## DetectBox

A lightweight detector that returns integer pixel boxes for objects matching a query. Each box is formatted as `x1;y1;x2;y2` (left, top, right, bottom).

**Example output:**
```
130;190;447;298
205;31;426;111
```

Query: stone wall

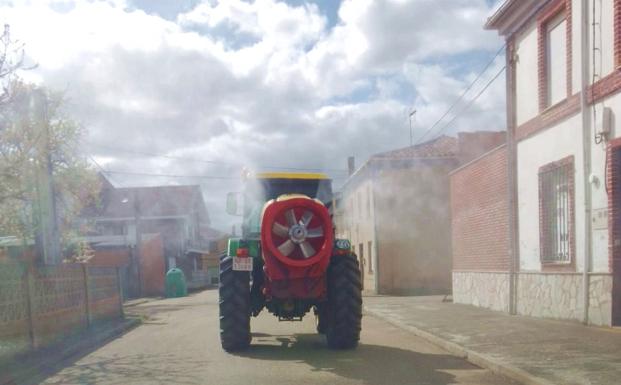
516;273;612;326
452;271;510;312
453;271;613;326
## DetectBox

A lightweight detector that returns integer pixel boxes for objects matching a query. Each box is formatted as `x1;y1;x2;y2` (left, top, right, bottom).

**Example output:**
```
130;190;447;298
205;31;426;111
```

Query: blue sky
2;0;506;230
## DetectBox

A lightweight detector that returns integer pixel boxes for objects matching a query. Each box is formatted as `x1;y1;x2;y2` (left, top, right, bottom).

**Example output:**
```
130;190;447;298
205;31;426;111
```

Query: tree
0;24;30;106
0;25;100;262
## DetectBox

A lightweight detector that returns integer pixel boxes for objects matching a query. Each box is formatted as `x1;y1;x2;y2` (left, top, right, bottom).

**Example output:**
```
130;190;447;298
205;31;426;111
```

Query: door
609;142;621;326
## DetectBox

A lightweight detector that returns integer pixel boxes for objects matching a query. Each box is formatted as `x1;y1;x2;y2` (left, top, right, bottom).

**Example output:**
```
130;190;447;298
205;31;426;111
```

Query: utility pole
409;109;417;147
33;89;61;265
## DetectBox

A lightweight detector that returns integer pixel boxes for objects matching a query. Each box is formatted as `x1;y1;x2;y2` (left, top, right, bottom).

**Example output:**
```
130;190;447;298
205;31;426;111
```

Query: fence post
82;264;91;328
23;265;38;350
116;267;124;319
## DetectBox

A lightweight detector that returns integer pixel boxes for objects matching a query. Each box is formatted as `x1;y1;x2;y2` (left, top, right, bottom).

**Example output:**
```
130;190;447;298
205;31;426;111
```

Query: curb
363;306;556;385
0;317;141;385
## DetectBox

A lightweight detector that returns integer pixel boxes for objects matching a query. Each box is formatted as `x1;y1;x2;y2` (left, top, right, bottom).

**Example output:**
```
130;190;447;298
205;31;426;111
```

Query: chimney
347;156;355;176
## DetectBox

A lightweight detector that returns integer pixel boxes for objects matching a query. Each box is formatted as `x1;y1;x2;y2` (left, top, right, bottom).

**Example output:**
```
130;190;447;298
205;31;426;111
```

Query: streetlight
409;109;417;147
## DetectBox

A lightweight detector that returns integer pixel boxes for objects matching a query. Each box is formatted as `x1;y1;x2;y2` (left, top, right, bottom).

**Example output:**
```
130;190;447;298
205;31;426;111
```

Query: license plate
233;257;253;271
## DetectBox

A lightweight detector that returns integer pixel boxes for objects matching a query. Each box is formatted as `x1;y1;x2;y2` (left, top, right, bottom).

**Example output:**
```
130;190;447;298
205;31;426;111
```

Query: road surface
39;290;519;385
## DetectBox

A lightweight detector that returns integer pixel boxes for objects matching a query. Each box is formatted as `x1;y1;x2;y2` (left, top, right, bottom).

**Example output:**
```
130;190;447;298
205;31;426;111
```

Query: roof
96;184;209;223
485;0;543;36
371;135;458;160
340;135;460;192
253;172;329;180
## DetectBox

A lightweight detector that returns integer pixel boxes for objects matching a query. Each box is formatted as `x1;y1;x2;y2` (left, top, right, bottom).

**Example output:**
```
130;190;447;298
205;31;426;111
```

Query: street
38;290;519;385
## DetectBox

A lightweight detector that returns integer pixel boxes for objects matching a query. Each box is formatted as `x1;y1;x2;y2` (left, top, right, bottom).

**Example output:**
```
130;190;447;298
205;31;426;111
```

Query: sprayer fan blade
300;211;313;226
306;226;324;238
273;222;289;237
300;241;316;259
278;239;295;257
285;209;297;227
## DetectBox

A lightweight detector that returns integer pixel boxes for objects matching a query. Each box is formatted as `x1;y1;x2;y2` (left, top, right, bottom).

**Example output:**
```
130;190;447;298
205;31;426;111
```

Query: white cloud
2;0;506;230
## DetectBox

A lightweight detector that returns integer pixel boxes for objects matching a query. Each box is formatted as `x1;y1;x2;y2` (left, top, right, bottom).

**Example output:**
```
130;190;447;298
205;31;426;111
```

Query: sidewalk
364;296;621;385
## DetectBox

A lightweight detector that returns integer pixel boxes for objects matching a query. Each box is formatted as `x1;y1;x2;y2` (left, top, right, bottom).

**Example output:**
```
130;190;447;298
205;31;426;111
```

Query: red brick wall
616;0;621;69
457;131;506;165
90;248;130;267
451;145;510;271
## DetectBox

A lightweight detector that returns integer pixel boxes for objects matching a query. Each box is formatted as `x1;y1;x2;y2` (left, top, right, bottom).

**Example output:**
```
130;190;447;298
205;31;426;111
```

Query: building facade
339;133;504;295
456;0;621;326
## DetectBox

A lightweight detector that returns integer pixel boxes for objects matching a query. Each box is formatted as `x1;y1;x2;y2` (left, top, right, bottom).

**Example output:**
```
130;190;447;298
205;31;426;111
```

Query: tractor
220;172;362;351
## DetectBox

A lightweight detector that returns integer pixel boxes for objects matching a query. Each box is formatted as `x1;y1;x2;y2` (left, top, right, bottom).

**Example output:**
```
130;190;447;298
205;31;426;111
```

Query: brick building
451;145;510;311
453;0;621;326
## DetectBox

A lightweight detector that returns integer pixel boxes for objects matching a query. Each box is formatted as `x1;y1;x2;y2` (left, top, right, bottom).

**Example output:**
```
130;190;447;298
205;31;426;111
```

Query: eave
485;0;544;37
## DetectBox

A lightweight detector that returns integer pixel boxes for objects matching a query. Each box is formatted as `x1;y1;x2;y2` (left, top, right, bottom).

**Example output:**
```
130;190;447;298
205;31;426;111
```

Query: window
367;241;373;273
539;157;574;264
545;12;568;107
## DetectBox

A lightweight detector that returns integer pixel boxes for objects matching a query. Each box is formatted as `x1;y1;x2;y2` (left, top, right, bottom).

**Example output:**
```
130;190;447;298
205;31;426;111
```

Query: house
339;132;504;295
82;174;216;293
454;0;621;326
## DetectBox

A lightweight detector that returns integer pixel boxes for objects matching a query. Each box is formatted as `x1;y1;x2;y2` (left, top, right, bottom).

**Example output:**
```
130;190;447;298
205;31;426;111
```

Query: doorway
608;141;621;326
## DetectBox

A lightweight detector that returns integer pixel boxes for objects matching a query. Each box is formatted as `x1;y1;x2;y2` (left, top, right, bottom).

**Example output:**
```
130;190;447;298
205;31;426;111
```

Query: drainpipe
506;40;518;315
580;0;592;325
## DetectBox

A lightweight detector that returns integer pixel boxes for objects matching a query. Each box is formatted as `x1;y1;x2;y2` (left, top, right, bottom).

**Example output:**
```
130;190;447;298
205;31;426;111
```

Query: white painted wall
342;178;377;292
516;0;619;274
570;0;615;93
517;113;585;272
590;92;621;272
517;91;621;274
516;21;539;126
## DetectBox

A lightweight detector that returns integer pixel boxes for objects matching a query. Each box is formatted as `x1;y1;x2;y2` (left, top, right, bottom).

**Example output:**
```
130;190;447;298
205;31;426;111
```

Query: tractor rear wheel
219;256;251;351
326;254;362;349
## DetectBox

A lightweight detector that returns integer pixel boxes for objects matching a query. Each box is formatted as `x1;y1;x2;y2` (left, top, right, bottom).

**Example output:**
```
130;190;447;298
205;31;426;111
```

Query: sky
1;0;506;232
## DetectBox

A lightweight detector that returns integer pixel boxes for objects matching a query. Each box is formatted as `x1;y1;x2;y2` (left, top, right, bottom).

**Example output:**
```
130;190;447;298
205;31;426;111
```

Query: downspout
506;40;518;315
580;0;592;324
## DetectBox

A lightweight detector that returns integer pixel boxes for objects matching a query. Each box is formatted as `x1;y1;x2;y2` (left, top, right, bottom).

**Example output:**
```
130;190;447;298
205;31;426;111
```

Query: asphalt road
39;290;520;385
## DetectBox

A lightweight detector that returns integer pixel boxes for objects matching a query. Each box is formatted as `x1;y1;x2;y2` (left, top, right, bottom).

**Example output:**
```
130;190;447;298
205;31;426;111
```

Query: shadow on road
38;352;208;385
236;333;479;385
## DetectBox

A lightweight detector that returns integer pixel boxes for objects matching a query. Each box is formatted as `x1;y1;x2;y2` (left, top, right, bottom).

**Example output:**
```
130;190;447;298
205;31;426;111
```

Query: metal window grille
540;162;572;263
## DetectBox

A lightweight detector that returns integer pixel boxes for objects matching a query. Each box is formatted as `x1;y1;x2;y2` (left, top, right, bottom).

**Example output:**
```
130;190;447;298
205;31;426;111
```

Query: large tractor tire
219;256;251;351
326;254;362;349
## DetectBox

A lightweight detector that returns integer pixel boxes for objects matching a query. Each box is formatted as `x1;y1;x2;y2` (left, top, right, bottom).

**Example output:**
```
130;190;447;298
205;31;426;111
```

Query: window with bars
539;157;574;264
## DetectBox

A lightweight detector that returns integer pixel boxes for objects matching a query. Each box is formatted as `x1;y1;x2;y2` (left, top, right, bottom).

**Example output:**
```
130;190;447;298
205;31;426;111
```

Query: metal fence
0;261;123;360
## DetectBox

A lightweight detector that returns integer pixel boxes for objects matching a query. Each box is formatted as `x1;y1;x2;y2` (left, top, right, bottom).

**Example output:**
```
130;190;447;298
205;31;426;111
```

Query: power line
414;44;506;145
85;142;349;173
99;169;237;180
428;65;506;140
87;154;123;187
94;168;347;181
